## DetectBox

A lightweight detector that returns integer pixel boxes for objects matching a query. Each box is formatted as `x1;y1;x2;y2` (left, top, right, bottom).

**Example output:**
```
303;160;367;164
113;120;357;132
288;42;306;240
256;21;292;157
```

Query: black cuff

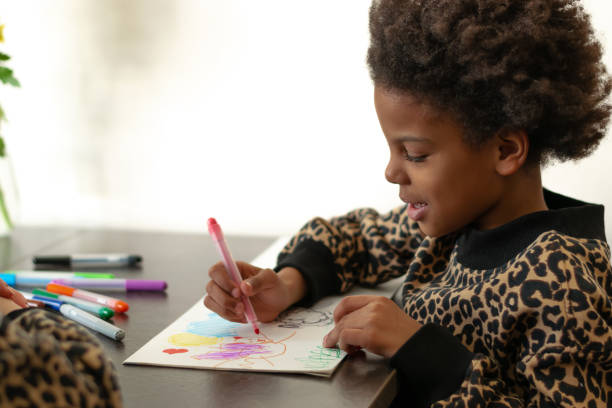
390;323;474;407
275;239;342;307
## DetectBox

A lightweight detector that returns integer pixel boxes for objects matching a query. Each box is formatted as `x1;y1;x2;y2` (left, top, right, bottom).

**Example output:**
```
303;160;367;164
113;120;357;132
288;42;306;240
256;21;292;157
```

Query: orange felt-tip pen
46;282;129;313
207;218;260;335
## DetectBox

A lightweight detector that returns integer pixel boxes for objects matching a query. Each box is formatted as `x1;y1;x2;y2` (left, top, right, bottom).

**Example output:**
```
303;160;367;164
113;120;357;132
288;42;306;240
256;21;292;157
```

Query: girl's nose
385;157;410;185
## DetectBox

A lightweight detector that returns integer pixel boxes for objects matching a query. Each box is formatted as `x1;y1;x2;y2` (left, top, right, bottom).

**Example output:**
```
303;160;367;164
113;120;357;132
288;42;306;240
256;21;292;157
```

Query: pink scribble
193;342;271;360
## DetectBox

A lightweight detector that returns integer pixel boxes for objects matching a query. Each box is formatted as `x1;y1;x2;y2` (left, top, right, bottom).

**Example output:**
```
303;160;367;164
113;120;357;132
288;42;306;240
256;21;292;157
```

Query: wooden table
3;227;397;408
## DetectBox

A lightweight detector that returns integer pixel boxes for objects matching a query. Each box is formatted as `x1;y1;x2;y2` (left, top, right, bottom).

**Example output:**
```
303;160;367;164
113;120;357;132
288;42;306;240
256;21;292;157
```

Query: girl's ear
494;129;529;176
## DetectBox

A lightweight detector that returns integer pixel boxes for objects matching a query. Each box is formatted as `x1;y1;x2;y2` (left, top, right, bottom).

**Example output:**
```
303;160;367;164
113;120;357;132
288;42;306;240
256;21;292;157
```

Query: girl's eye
402;148;428;162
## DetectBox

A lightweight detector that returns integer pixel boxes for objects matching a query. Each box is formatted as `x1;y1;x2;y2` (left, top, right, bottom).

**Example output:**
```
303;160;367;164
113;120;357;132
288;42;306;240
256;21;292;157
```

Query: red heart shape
163;348;188;355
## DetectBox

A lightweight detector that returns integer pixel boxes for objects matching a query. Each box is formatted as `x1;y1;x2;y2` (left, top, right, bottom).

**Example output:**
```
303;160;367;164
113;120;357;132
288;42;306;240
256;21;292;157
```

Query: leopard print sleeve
431;239;611;408
276;205;424;306
0;308;123;408
434;294;611;408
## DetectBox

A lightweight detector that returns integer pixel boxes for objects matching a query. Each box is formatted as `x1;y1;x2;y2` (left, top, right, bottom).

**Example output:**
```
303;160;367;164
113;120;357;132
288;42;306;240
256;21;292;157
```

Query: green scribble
295;346;343;370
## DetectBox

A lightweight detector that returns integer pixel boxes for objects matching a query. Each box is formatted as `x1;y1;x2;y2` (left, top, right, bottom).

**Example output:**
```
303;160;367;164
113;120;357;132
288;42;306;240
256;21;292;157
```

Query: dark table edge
369;369;397;408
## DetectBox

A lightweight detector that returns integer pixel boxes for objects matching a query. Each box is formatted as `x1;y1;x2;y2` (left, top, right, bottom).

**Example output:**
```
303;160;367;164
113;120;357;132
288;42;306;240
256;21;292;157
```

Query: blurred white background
0;0;611;238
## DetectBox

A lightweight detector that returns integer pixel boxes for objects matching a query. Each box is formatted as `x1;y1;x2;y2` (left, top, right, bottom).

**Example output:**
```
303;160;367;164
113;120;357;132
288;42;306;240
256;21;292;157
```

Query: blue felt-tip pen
31;295;125;341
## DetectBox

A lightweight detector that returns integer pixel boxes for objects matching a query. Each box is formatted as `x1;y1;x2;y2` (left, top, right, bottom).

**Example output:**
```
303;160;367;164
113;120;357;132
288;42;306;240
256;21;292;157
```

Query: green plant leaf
0;184;13;228
0;66;12;76
6;76;19;87
0;66;13;82
0;66;20;87
0;104;4;122
0;52;9;61
0;137;5;157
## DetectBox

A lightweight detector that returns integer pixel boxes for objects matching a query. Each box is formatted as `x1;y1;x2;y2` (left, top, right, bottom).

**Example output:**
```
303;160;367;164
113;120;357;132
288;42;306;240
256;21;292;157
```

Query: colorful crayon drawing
276;307;333;329
191;331;296;368
166;313;242;348
163;311;298;368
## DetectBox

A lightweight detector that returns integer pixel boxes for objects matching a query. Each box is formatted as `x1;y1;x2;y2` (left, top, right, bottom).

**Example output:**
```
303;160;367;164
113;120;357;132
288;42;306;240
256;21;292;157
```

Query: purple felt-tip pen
51;278;167;292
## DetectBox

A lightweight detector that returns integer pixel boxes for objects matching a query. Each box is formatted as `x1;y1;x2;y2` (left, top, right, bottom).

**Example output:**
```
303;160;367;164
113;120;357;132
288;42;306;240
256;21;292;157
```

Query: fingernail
243;281;253;293
231;288;240;298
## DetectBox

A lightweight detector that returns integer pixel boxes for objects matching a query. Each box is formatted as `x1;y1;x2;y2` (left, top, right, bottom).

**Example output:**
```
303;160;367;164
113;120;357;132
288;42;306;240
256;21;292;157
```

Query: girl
205;0;611;406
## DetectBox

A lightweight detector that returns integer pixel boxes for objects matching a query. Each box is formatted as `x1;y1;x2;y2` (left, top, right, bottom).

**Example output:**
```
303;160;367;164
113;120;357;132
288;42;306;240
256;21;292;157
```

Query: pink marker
46;282;129;313
207;218;260;335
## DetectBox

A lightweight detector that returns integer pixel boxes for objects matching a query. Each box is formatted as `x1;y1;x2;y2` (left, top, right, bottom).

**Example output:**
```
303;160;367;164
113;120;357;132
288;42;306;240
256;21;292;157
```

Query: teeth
413;202;427;208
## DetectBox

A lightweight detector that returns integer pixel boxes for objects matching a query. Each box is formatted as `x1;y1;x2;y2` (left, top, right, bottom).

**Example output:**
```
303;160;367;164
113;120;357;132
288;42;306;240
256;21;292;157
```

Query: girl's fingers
241;268;278;296
332;295;379;323
337;328;366;353
235;261;262;279
208;262;238;294
203;294;246;323
324;308;365;348
325;326;366;352
205;280;241;312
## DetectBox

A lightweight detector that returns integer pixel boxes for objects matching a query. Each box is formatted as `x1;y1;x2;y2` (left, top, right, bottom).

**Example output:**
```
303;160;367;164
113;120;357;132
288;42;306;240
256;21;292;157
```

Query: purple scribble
192;342;271;360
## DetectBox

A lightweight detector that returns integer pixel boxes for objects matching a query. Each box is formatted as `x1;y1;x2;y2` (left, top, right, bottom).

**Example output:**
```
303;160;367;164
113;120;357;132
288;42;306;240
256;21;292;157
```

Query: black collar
455;190;606;270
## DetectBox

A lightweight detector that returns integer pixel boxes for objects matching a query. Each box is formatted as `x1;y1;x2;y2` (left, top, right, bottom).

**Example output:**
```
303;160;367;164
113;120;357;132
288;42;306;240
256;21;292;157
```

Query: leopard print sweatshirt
0;307;123;407
275;190;611;407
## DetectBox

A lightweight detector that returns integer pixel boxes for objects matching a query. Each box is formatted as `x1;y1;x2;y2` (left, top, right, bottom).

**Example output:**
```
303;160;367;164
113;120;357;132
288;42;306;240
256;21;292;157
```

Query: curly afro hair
367;0;612;164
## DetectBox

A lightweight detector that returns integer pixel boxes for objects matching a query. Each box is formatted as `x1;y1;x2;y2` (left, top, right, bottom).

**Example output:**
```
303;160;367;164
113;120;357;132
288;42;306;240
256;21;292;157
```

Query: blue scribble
186;313;242;337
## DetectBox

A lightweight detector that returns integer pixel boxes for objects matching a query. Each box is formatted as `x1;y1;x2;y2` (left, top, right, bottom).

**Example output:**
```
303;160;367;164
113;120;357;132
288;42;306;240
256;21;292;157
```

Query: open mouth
407;201;428;221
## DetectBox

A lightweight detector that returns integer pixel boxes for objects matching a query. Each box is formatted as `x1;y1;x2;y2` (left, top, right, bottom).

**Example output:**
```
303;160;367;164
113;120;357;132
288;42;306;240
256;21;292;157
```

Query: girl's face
374;86;505;237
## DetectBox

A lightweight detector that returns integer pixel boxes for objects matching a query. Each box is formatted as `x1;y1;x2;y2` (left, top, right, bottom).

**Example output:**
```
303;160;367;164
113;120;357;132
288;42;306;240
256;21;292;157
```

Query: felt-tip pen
19;291;51;308
60;303;125;341
46;283;130;313
31;295;125;341
32;289;114;319
51;278;167;291
0;271;114;287
208;217;260;335
33;254;142;268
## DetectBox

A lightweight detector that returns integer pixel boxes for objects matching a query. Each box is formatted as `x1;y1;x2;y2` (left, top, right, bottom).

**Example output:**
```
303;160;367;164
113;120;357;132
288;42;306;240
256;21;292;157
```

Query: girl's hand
204;262;306;323
0;279;27;308
323;295;422;358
